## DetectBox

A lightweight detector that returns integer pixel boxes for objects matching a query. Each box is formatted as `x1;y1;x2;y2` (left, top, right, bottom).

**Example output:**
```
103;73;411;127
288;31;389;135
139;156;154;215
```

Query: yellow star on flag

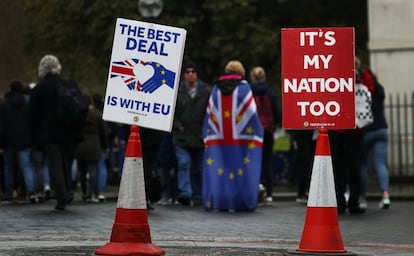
217;168;224;175
206;157;214;166
224;110;231;118
243;156;250;164
248;142;255;149
238;169;243;176
229;172;235;180
246;126;253;134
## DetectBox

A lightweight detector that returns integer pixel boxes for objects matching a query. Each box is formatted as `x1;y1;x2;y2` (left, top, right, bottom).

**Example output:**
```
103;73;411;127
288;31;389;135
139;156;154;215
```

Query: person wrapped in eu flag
202;60;264;212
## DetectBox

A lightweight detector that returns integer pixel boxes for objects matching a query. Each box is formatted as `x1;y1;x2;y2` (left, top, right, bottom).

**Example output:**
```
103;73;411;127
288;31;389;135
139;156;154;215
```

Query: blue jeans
3;147;36;199
97;152;108;194
174;145;204;199
32;149;50;192
360;128;390;195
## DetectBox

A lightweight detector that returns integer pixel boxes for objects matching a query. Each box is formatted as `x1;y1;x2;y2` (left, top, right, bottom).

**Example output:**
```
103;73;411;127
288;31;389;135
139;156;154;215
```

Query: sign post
282;27;355;254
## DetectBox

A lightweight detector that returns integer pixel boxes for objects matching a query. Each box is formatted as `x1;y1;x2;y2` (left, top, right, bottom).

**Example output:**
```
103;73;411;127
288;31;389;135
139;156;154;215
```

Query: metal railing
385;92;414;178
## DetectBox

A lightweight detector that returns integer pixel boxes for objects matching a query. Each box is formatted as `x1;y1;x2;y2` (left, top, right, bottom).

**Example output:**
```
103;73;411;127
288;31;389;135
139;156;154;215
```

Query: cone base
298;207;345;253
95;242;165;256
287;249;356;255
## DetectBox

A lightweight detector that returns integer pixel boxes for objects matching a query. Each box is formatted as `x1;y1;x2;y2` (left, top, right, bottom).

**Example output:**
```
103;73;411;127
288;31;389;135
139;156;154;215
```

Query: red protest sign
281;27;355;129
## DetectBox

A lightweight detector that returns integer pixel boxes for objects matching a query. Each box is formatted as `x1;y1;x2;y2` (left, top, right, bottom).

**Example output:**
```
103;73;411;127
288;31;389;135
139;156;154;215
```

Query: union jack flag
110;58;144;91
203;81;264;211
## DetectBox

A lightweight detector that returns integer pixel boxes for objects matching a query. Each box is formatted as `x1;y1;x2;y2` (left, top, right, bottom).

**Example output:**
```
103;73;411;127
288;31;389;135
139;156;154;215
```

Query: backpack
55;78;89;130
254;94;274;132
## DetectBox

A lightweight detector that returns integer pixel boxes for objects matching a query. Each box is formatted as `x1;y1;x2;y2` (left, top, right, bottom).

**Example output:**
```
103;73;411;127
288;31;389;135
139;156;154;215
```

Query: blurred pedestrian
140;127;164;210
92;93;110;202
358;65;391;209
328;65;369;215
114;123;129;180
29;55;86;210
203;60;264;212
172;61;211;206
250;66;281;205
76;94;108;203
156;132;177;205
0;80;36;203
290;129;316;204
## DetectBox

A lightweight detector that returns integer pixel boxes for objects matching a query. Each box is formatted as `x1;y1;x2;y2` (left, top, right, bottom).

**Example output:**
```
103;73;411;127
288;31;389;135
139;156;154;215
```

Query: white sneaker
157;198;171;206
296;197;308;204
359;199;368;209
379;196;390;209
98;194;105;203
87;196;99;203
264;196;273;206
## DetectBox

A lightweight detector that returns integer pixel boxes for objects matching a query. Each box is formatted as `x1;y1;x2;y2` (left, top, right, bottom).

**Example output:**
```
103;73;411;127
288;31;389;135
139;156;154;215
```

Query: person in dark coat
172;61;211;206
75;95;108;203
250;66;281;205
0;81;36;203
29;55;83;210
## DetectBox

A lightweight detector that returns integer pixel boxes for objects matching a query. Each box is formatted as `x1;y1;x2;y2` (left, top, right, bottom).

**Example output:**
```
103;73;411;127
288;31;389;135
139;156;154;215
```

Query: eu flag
203;81;264;212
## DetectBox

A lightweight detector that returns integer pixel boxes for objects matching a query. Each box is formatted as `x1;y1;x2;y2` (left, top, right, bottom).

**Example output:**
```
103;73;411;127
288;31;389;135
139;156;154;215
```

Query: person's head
182;61;199;86
250;66;266;83
9;80;24;92
38;54;61;79
224;60;245;77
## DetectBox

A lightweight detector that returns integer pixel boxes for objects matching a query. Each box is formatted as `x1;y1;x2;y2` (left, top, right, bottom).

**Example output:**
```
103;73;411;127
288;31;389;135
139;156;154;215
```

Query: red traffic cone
296;129;346;254
95;126;164;256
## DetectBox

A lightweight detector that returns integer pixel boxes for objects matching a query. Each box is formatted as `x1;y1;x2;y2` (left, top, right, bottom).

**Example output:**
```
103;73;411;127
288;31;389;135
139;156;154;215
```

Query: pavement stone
0;192;413;256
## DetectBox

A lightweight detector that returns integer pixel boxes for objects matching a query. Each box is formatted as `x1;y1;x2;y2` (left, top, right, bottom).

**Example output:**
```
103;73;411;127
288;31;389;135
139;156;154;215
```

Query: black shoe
44;188;51;200
37;196;45;203
29;194;37;204
147;203;154;211
66;193;74;204
192;198;202;207
55;202;66;211
337;206;346;215
348;206;365;214
177;195;190;206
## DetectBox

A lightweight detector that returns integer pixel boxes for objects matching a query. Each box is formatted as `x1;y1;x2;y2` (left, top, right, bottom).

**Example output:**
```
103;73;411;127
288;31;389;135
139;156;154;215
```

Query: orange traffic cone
296;128;346;254
95;126;164;256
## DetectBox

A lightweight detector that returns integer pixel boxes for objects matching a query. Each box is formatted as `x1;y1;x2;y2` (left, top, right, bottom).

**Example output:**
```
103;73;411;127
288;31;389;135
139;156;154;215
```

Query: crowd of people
0;54;390;214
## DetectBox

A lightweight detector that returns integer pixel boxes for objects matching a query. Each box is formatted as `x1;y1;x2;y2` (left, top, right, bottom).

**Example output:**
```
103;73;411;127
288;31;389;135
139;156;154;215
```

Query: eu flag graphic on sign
203;81;264;212
110;59;176;93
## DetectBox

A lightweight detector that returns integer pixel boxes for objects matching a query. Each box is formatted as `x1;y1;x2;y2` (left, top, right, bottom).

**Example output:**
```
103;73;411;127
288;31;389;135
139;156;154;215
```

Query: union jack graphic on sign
110;58;143;91
110;59;176;93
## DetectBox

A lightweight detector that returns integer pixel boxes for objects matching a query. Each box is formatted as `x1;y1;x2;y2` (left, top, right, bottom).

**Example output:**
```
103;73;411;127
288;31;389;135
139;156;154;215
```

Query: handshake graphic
110;59;176;93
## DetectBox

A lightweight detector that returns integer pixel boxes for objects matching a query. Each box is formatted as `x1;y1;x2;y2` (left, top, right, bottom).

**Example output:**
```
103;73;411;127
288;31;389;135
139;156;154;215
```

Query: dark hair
182;61;199;73
9;80;24;92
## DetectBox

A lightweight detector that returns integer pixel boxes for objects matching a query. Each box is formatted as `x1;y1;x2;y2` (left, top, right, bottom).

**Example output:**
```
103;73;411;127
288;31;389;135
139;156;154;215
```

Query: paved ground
0;191;413;256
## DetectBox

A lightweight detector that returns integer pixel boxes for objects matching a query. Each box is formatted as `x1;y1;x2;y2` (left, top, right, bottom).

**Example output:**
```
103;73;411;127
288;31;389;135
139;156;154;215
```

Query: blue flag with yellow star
202;81;264;211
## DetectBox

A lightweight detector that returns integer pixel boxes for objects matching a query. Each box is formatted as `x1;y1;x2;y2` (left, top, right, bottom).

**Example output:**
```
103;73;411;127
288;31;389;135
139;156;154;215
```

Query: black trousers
261;130;275;197
329;131;363;210
44;142;74;204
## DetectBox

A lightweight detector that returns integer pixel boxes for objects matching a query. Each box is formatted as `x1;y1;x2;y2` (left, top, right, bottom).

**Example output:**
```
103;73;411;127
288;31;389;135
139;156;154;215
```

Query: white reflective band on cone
117;157;147;209
307;155;337;207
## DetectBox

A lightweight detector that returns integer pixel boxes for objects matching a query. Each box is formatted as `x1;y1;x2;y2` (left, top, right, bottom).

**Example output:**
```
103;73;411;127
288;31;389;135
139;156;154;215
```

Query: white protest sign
103;18;187;132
